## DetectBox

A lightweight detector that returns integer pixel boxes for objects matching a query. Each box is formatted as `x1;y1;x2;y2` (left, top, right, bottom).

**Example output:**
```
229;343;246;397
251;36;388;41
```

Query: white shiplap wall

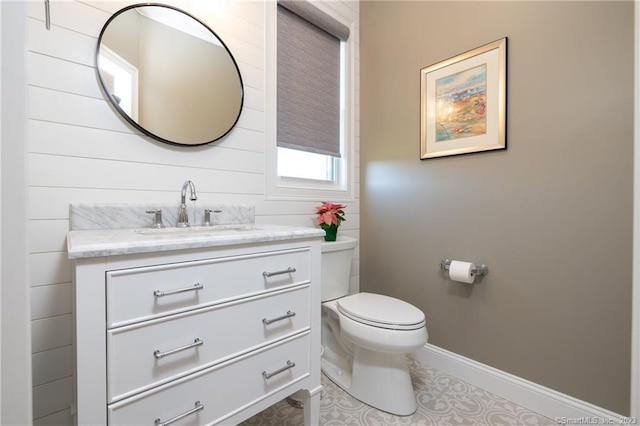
26;1;360;423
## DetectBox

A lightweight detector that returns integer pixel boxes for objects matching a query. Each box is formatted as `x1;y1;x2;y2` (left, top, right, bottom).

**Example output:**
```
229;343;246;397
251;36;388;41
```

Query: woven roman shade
277;0;350;158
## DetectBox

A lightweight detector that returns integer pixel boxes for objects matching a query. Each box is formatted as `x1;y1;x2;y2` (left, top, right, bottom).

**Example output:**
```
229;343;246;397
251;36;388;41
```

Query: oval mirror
96;3;244;146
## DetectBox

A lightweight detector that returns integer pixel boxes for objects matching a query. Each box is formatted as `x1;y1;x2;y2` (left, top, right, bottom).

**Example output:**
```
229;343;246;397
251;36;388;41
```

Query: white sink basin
135;224;263;235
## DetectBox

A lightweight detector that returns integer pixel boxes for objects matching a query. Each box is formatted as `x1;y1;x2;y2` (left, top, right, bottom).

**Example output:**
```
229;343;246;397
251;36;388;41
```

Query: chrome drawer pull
154;401;204;426
262;310;296;325
262;267;296;278
153;283;203;298
154;338;203;359
262;360;296;379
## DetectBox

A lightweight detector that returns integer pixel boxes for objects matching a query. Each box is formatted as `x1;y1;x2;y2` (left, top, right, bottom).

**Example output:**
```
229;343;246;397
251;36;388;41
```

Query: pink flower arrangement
315;202;346;228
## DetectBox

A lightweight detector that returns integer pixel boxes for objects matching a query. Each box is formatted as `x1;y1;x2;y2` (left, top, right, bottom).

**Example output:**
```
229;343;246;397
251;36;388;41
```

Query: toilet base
322;346;417;416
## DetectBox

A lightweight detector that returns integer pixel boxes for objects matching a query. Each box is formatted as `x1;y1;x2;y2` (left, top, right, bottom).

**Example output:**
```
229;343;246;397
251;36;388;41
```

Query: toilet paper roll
449;260;476;284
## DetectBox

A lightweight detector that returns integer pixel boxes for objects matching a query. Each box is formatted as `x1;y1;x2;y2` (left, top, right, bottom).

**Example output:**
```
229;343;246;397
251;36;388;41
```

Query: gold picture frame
420;38;507;159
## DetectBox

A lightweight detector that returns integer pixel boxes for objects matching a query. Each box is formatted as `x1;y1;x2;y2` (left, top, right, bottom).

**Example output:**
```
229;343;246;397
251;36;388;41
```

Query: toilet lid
337;293;426;330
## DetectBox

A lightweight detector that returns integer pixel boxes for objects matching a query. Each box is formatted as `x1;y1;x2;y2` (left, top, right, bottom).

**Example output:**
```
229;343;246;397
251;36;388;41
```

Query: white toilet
320;236;428;416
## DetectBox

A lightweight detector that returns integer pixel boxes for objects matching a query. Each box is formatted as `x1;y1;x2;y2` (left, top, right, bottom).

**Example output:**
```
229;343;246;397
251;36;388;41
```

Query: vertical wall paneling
1;1;33;424
25;1;359;422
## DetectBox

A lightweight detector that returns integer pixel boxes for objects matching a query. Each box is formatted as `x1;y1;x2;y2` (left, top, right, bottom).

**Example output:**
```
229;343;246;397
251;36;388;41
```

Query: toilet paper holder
440;259;489;277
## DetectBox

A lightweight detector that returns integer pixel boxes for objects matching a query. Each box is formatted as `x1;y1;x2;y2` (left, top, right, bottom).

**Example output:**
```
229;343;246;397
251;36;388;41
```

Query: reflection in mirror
97;3;244;146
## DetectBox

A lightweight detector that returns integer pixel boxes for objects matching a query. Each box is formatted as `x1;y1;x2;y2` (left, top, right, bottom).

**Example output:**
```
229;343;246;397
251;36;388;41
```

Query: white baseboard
410;343;628;423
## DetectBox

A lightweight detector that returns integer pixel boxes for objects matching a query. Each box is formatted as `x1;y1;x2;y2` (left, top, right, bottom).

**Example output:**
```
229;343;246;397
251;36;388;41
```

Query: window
98;46;139;120
266;0;355;200
277;147;336;181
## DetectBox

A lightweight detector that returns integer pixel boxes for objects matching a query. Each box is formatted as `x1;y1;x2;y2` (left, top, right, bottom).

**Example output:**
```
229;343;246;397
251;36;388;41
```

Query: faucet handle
146;209;165;228
203;209;222;226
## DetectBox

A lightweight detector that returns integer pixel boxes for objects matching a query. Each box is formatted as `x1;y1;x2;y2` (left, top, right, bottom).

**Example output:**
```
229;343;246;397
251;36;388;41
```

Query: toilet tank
321;236;358;301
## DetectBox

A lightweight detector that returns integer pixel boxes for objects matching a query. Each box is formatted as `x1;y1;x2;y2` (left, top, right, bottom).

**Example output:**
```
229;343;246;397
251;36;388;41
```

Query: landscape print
435;64;487;142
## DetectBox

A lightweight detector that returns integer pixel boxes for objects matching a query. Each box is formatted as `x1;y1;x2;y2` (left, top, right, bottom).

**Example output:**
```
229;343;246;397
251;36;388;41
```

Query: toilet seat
337;292;426;331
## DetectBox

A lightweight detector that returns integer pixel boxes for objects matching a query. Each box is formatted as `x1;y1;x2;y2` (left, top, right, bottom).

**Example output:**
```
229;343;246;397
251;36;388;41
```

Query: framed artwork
420;38;507;159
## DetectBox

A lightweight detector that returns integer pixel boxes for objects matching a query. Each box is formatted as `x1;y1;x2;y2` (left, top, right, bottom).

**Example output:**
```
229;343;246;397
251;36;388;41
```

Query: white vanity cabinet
69;228;323;426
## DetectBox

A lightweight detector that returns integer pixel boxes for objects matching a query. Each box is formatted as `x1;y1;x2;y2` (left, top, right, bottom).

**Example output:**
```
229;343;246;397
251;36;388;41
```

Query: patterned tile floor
241;358;554;425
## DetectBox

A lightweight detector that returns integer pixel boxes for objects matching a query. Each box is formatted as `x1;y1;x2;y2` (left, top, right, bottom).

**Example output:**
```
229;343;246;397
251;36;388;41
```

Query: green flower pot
322;224;338;241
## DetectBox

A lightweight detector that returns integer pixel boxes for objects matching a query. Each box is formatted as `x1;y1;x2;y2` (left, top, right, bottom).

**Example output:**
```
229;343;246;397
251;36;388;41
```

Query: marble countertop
67;224;325;259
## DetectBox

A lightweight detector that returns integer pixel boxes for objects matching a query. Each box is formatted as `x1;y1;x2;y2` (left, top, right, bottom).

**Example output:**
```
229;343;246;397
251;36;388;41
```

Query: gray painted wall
360;1;633;415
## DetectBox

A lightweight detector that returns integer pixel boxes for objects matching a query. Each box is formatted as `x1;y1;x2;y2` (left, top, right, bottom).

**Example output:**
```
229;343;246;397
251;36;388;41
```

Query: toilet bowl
320;236;428;416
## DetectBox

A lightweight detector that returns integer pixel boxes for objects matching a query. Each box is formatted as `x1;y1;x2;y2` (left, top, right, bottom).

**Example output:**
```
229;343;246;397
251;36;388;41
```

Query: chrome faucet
178;180;197;227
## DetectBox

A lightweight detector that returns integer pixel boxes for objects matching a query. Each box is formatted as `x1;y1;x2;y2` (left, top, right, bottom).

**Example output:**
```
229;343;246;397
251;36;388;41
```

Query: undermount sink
135;224;263;235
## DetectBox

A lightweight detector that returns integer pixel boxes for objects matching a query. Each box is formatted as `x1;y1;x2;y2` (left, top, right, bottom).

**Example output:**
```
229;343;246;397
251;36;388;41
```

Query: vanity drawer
106;248;311;328
107;285;310;403
108;331;310;425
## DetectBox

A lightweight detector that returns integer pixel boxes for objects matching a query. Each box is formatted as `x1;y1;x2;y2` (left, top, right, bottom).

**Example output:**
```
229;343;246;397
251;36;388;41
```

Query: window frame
265;0;356;202
98;45;139;121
